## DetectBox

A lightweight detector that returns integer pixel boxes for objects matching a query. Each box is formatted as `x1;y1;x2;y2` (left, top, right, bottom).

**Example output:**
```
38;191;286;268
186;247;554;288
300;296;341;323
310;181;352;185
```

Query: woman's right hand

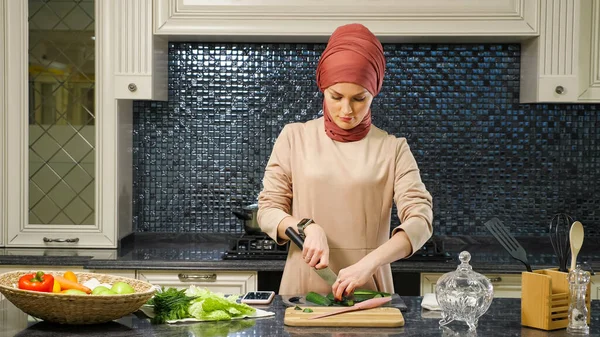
302;223;329;269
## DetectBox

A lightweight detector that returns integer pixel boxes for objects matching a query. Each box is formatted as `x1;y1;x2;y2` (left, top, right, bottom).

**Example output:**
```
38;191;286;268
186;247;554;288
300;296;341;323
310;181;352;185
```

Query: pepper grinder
567;265;590;334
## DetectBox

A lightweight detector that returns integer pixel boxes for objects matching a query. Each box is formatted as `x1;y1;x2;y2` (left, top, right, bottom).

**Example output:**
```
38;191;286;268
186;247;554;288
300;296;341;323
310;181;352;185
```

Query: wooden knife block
521;268;590;331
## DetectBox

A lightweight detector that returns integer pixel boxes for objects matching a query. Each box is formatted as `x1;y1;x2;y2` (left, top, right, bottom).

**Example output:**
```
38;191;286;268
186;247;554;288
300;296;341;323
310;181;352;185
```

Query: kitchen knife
308;296;392;320
285;227;338;286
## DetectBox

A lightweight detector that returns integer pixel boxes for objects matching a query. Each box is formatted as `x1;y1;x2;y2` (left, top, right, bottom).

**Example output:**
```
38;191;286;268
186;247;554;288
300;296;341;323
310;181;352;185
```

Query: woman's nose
340;101;352;115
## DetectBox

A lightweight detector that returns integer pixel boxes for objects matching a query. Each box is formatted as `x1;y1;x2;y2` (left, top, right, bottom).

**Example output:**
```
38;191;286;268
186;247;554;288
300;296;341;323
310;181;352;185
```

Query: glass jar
435;251;494;331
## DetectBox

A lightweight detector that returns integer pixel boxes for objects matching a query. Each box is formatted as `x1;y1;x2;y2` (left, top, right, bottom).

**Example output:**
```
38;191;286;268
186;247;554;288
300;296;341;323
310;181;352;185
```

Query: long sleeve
257;125;294;244
391;138;433;254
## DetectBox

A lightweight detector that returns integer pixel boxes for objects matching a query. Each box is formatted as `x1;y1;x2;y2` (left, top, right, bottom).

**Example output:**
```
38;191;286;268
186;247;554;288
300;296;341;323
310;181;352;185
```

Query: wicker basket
0;270;156;325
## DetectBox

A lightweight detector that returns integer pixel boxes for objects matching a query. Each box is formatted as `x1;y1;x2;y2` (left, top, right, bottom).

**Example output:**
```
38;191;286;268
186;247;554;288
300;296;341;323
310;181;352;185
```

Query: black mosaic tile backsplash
132;43;600;237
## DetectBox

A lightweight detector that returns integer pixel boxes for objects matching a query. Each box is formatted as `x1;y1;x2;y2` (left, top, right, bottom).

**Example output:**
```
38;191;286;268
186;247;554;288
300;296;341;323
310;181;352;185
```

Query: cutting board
284;306;404;327
281;293;408;311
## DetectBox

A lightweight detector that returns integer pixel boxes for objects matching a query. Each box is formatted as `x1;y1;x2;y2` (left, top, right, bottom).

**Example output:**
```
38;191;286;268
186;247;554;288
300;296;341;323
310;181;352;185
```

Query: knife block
521;268;590;331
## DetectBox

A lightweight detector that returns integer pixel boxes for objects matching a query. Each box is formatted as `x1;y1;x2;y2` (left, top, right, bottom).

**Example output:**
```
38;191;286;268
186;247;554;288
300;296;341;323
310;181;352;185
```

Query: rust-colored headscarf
316;23;386;142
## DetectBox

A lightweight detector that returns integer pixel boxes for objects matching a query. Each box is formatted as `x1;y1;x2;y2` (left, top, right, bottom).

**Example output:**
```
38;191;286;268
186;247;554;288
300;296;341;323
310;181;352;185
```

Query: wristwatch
296;218;314;239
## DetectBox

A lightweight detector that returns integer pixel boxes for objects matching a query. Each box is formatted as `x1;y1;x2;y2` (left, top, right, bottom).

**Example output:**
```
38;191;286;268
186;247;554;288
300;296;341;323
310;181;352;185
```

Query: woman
257;23;433;299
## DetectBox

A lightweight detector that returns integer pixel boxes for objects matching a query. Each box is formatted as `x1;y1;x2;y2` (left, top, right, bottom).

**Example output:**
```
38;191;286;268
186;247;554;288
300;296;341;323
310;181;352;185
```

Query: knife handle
285;227;304;250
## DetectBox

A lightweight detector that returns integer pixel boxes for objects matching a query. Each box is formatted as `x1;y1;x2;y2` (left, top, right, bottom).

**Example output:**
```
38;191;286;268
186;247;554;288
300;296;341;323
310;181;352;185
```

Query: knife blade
285;226;338;286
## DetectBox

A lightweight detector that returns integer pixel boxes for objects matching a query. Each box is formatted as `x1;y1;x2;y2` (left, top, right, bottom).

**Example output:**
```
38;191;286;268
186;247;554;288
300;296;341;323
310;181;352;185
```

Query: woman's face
324;82;374;130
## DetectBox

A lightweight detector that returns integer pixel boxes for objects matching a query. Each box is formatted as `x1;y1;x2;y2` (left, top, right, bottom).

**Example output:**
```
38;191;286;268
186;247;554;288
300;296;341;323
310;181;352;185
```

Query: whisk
549;213;573;272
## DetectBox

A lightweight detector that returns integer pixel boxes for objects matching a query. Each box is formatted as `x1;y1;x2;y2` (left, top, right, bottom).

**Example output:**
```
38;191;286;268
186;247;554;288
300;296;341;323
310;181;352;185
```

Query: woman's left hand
332;260;376;301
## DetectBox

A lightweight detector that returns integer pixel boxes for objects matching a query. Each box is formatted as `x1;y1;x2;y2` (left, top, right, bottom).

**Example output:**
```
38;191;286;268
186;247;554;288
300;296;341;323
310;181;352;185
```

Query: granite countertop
1;295;598;336
0;233;598;274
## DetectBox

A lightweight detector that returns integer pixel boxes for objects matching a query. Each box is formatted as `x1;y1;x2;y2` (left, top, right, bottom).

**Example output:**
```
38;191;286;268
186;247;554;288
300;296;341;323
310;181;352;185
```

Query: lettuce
185;286;256;321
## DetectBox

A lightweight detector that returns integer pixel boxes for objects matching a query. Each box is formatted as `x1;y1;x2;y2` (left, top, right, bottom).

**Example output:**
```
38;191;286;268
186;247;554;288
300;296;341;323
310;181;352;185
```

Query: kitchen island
1;295;598;336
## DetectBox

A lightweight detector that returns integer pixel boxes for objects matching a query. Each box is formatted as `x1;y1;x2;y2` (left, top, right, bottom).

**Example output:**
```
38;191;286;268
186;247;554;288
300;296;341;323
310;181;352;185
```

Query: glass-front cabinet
1;0;125;247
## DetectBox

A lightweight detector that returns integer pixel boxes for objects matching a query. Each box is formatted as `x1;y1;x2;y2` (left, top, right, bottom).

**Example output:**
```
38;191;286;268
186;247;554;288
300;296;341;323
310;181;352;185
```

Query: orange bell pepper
63;271;77;283
18;271;54;292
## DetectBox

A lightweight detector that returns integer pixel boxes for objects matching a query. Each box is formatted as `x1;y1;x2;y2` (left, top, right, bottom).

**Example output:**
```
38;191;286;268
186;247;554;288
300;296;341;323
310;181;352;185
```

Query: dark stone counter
0;233;598;275
1;295;598;336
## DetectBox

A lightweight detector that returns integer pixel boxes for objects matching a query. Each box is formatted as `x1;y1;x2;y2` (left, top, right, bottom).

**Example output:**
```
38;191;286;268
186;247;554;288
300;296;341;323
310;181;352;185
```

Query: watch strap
296;218;313;239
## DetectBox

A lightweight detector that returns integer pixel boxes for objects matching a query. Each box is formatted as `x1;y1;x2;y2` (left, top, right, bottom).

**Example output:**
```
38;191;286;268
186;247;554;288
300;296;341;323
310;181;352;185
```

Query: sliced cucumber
305;291;332;306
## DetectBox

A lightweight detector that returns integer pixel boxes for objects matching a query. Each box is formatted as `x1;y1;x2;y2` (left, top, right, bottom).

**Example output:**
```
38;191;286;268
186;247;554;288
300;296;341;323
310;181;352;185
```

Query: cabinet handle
128;83;137;92
489;277;502;283
178;273;217;282
555;86;565;94
43;237;80;243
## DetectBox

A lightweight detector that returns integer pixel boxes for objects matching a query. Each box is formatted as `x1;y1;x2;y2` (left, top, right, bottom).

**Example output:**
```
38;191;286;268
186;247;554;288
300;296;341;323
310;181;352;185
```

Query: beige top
257;117;433;295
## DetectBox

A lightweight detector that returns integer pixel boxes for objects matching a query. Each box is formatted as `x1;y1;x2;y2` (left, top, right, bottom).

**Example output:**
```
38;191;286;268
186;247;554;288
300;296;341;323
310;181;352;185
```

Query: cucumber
305;291;332;306
325;289;391;306
353;289;391;297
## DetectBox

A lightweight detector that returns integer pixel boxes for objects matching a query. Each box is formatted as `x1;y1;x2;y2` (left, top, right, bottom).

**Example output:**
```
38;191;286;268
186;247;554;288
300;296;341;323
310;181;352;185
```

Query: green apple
98;289;117;296
91;286;112;295
111;281;135;295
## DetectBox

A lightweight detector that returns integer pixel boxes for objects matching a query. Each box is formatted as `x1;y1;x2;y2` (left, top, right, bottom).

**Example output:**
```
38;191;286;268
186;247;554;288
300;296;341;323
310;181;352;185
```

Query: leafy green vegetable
148;287;195;324
303;308;314;313
148;286;258;323
186;285;256;321
294;305;302;310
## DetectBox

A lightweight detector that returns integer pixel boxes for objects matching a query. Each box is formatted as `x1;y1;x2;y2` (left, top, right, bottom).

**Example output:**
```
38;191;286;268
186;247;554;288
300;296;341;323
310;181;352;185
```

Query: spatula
569;221;584;271
308;296;392;320
484;218;532;272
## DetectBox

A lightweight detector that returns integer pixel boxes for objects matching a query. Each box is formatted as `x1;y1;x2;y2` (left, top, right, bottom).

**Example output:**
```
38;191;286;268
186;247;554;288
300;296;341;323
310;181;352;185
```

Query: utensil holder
521;268;590;331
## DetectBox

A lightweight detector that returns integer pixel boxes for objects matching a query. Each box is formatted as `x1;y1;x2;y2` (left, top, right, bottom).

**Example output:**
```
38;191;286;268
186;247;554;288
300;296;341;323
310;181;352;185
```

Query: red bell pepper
18;271;54;292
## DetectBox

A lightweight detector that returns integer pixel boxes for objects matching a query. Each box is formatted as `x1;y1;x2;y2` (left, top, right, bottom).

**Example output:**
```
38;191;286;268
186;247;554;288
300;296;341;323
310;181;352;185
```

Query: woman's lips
339;116;353;123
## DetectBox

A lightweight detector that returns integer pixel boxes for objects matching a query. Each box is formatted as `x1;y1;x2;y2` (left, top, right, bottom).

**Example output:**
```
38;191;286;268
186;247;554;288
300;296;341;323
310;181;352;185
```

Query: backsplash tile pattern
132;43;600;237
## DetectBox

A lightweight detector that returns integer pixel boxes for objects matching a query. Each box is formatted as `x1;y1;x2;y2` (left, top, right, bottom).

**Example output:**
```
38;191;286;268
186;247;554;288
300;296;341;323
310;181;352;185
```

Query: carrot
53;275;91;294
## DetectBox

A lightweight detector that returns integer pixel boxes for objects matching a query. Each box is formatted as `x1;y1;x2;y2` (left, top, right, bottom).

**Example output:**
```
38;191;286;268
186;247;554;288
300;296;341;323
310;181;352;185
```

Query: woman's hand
332;260;376;301
302;223;330;269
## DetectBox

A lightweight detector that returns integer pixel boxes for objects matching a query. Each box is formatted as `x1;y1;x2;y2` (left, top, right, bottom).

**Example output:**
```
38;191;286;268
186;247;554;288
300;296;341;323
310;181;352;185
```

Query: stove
223;234;452;262
407;237;453;262
223;234;289;260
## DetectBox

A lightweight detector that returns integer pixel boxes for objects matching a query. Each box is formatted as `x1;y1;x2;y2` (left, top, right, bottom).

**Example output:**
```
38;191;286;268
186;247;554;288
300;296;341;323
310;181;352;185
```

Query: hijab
316;23;386;142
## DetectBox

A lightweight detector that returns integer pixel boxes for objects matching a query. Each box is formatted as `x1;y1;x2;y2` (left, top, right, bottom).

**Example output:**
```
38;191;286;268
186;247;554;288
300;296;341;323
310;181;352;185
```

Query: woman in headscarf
257;23;433;299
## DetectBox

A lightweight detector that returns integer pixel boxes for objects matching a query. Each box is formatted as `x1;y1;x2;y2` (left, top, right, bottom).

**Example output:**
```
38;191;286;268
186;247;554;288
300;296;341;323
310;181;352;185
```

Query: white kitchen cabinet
136;270;257;294
154;0;538;40
421;272;522;298
86;269;136;279
4;249;117;260
590;275;600;300
0;0;4;248
521;0;600;102
0;0;132;247
111;0;167;101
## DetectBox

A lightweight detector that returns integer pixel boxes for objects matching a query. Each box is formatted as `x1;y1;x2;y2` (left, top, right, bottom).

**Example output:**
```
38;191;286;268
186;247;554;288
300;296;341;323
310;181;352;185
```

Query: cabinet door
136;270;257;294
421;273;522;298
85;270;136;279
591;275;600;300
2;0;121;248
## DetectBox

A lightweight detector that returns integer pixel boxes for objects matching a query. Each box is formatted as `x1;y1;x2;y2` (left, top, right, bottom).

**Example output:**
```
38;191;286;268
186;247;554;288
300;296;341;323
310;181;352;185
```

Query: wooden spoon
569;221;584;271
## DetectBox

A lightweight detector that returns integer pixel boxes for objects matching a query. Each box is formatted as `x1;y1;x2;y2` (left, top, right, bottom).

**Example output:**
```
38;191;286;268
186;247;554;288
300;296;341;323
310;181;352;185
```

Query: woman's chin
334;121;358;130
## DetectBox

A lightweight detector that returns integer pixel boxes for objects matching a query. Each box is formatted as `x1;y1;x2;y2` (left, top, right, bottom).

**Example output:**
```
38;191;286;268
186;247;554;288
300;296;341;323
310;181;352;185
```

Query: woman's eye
354;97;366;102
331;96;342;100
